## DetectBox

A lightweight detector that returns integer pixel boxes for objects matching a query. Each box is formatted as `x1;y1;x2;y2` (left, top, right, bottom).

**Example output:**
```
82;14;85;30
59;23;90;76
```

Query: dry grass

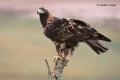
0;15;120;80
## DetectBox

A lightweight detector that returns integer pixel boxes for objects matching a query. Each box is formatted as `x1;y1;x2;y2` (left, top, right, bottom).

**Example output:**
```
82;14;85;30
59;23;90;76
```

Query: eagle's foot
53;55;69;66
53;55;61;62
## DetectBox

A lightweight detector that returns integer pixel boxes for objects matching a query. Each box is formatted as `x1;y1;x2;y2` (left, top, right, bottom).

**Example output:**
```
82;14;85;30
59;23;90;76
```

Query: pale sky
0;0;120;19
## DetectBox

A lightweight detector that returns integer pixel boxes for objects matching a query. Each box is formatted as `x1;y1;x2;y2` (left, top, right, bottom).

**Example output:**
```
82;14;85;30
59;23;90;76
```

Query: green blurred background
0;0;120;80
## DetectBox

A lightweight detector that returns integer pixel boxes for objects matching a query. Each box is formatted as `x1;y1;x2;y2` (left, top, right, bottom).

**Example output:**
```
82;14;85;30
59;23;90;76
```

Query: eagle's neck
39;14;48;27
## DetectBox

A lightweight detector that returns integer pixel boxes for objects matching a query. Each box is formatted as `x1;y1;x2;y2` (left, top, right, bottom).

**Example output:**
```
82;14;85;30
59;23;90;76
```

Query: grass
0;15;120;80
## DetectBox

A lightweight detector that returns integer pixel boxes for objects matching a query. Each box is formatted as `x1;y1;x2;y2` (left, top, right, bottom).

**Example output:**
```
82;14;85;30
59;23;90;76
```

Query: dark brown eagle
37;7;111;57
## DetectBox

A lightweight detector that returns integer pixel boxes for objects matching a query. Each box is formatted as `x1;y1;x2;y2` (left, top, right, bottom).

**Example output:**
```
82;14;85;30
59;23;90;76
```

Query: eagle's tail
86;40;108;55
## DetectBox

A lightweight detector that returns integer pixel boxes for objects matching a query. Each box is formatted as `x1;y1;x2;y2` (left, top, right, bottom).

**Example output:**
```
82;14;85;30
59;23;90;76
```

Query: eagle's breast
43;18;74;42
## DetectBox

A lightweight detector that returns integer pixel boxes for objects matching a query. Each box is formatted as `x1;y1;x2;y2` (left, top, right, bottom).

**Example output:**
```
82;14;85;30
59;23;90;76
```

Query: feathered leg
54;42;61;56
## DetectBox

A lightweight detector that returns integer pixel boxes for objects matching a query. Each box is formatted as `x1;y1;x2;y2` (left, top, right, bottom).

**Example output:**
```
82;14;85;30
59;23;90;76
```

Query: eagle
37;7;111;58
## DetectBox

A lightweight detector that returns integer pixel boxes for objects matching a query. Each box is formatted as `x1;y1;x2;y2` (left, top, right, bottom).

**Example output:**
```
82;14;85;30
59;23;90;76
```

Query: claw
53;55;61;62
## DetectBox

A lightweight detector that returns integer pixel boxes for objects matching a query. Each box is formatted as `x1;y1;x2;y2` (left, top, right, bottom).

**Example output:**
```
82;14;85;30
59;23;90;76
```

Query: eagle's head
37;7;53;27
37;7;49;15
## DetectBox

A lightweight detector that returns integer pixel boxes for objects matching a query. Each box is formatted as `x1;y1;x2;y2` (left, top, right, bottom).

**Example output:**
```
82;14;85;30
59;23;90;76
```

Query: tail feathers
86;40;108;55
98;33;111;42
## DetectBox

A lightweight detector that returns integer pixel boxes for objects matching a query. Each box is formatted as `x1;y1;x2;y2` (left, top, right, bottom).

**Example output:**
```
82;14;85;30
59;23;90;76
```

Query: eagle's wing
69;19;111;54
69;19;111;42
70;19;98;38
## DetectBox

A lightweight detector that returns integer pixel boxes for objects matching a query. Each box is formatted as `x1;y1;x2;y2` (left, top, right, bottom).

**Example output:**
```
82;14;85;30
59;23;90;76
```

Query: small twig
45;59;52;80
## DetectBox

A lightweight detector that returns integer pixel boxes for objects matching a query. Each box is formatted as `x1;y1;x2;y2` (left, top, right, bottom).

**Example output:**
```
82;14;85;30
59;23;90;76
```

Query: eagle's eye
37;7;47;14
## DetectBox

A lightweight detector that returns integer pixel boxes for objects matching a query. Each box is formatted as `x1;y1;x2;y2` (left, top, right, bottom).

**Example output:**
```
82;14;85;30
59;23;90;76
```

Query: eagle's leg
63;49;69;58
55;42;66;57
55;42;62;56
63;48;73;59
